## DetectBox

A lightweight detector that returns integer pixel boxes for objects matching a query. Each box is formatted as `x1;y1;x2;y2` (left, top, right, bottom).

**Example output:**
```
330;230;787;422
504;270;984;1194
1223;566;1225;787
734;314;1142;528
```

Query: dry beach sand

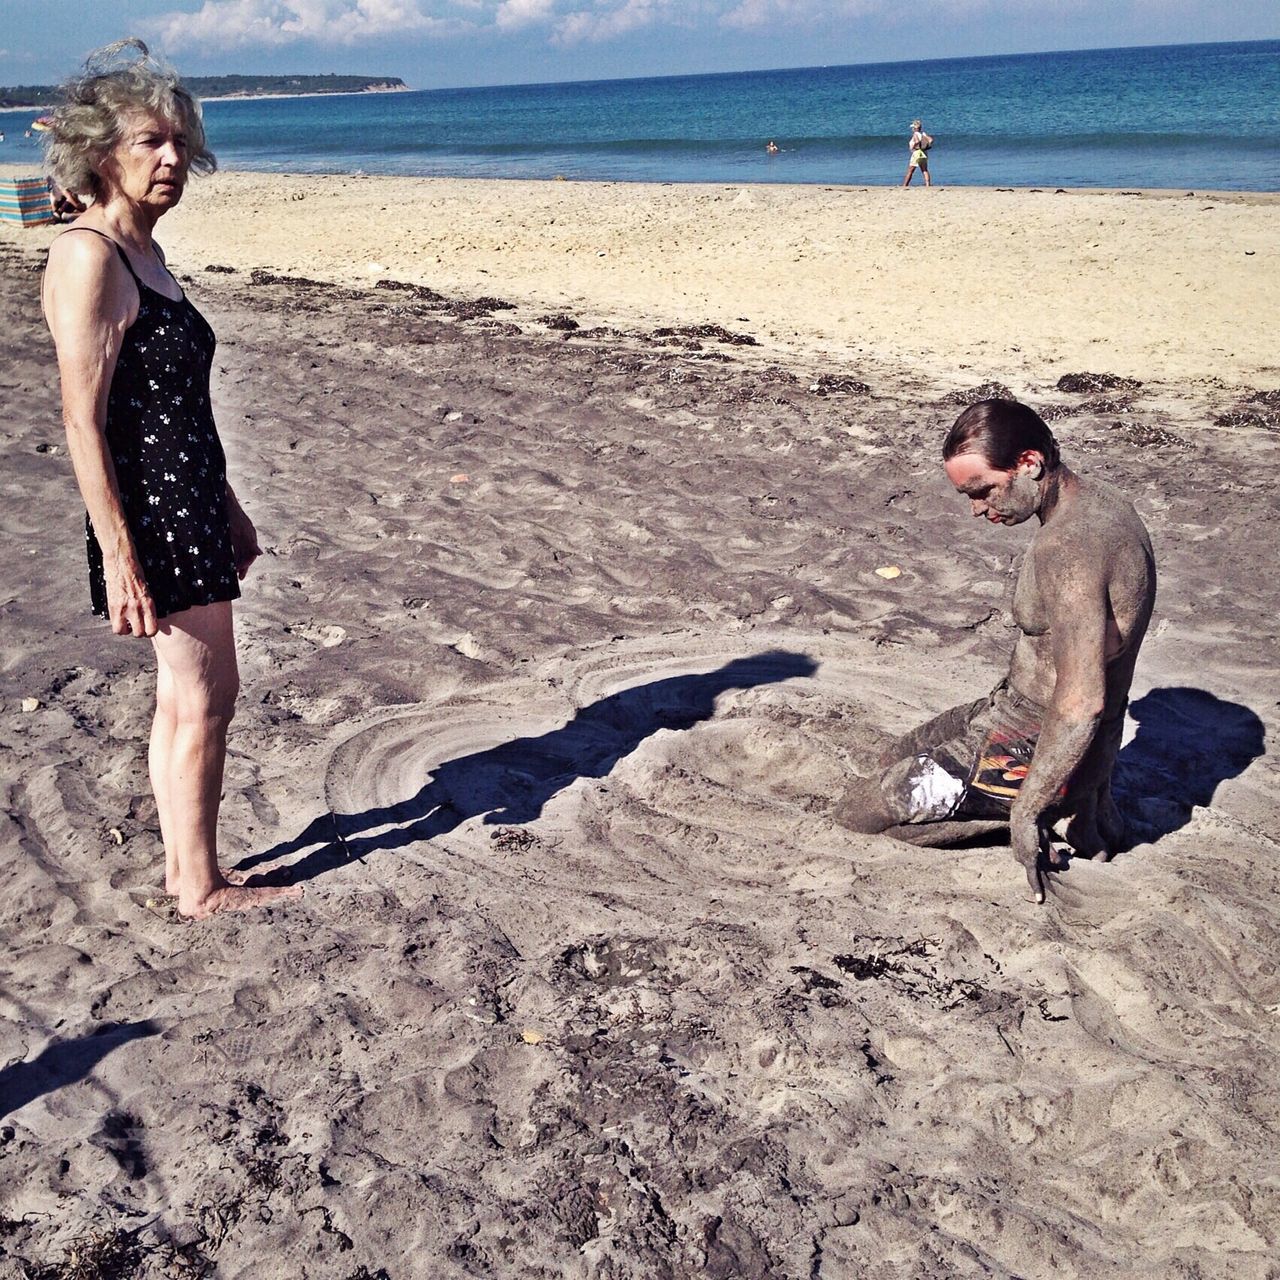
1;178;1279;1278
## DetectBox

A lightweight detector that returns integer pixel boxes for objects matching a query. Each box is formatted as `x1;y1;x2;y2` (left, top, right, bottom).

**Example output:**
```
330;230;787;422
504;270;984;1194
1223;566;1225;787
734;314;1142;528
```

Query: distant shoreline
201;85;411;105
0;83;410;113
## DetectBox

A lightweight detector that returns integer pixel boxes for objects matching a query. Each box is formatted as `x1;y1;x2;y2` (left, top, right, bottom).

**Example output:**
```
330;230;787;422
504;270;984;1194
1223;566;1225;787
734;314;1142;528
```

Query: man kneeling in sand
834;399;1156;903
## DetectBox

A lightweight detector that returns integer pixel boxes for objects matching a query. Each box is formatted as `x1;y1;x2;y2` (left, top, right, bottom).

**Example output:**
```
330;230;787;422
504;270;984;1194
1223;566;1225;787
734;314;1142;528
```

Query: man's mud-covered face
944;450;1043;526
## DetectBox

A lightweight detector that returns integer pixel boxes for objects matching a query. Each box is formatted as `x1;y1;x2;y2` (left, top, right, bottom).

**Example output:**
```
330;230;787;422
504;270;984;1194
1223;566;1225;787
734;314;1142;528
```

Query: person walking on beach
833;400;1155;904
41;39;301;919
903;119;933;186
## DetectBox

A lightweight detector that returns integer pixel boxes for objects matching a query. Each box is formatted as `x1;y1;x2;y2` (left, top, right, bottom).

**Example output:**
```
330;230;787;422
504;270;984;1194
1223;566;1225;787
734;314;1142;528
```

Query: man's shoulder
1079;474;1150;535
1034;474;1151;556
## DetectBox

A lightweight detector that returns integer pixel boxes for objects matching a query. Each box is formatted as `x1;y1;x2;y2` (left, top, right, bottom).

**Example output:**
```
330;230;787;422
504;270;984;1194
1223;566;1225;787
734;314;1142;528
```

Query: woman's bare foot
165;865;249;896
178;882;302;920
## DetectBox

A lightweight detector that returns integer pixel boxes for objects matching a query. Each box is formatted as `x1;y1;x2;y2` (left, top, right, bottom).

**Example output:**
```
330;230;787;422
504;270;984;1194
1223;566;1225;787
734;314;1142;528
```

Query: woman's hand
226;491;262;580
105;555;158;637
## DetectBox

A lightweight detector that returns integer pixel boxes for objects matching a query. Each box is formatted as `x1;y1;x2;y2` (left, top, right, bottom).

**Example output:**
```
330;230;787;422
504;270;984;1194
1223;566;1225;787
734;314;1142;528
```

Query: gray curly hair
44;38;216;198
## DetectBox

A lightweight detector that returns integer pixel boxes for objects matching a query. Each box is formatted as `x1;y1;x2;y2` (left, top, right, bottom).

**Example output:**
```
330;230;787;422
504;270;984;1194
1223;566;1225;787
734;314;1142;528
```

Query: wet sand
0;187;1278;1278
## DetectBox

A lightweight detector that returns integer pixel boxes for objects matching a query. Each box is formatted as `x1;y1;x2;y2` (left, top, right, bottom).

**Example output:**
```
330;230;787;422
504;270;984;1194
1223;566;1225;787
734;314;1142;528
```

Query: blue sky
1;1;1276;89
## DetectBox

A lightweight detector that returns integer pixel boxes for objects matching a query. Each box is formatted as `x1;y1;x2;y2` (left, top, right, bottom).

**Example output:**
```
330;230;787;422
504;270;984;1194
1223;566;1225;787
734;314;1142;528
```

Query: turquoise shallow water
3;41;1277;189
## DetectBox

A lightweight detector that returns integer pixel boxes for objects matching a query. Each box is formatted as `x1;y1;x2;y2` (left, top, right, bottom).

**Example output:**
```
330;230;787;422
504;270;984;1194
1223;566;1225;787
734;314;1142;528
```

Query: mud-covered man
835;399;1156;903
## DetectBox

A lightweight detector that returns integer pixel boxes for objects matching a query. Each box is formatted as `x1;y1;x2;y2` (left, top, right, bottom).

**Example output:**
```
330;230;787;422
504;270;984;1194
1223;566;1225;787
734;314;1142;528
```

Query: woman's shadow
1113;686;1266;846
242;650;817;887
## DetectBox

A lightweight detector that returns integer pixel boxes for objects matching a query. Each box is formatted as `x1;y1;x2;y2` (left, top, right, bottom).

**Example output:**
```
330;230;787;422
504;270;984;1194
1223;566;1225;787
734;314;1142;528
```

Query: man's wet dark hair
942;399;1061;471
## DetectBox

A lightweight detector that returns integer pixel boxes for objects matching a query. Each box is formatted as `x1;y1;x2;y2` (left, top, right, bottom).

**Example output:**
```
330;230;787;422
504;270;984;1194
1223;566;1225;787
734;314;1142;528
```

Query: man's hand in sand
1010;812;1066;905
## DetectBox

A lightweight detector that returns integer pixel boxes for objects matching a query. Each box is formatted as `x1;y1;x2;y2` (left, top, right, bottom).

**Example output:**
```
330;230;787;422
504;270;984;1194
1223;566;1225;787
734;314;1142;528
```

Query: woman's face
99;109;189;213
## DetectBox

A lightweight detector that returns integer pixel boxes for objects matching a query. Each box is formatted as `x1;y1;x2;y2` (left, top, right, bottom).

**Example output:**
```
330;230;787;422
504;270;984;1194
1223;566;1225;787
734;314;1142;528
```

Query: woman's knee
170;670;239;725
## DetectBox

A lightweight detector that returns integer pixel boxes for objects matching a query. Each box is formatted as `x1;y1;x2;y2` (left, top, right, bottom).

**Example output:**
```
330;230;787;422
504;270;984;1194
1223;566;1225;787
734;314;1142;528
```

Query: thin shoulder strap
58;226;142;283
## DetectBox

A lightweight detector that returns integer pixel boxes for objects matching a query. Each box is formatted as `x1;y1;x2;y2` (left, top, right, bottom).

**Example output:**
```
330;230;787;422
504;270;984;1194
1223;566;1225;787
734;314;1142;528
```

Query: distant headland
0;74;408;110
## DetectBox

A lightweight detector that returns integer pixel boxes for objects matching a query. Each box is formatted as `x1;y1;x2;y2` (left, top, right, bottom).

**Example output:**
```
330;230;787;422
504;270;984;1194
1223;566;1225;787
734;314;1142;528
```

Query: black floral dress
69;228;241;620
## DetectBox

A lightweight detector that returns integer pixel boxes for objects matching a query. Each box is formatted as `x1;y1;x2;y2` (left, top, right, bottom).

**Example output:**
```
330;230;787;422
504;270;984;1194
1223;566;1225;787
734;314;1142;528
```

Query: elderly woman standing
42;40;300;919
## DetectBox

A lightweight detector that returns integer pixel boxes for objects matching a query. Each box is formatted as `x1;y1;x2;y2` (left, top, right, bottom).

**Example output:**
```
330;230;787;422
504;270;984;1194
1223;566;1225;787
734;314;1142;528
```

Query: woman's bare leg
152;601;301;918
152;675;248;896
150;660;181;892
903;164;916;186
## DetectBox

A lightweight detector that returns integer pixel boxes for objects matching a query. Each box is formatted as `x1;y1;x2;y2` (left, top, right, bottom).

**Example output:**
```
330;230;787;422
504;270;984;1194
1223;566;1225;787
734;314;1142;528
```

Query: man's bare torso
1007;473;1156;713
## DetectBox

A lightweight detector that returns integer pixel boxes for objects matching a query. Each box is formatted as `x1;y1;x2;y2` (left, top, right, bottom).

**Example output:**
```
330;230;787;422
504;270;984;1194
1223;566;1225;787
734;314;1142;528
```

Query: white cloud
721;0;842;27
140;0;1195;52
147;0;463;51
145;0;694;48
719;0;1067;28
495;0;558;29
552;0;689;43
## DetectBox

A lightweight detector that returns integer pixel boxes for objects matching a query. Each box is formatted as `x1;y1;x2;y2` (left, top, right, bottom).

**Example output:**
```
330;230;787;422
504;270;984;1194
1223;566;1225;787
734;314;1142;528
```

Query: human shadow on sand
1112;686;1266;848
0;1020;160;1121
244;650;817;887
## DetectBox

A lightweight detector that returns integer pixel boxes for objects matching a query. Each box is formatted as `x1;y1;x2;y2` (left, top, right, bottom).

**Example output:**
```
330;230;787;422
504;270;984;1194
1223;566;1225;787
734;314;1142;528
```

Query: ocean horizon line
383;36;1277;97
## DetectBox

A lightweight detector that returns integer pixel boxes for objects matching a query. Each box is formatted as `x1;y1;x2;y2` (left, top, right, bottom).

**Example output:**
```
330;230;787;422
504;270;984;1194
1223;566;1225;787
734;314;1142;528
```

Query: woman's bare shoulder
45;225;120;280
43;225;136;329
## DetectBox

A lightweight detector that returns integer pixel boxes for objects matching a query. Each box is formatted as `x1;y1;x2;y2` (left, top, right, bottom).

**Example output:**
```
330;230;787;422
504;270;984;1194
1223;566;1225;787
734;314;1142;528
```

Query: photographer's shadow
245;650;817;887
1114;687;1265;847
0;1020;159;1121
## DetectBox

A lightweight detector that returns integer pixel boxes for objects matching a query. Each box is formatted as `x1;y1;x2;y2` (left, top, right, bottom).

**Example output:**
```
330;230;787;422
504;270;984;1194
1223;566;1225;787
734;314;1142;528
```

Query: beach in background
2;38;1279;1279
146;173;1279;387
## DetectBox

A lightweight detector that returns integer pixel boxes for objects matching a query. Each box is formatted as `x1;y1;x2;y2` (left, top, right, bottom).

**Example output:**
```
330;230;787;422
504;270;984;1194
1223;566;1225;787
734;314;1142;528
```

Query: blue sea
4;41;1277;190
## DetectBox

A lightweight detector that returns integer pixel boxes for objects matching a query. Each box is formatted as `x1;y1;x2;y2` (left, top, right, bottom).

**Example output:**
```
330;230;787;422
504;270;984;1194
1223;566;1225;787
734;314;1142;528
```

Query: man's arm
1011;553;1109;902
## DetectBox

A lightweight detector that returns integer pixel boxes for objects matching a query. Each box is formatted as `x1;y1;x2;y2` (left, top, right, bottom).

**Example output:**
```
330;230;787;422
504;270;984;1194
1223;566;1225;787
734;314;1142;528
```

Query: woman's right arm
43;233;157;637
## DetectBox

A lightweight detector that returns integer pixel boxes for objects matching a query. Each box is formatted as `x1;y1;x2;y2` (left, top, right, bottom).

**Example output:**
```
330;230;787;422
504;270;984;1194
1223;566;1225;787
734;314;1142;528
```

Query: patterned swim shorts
878;681;1051;825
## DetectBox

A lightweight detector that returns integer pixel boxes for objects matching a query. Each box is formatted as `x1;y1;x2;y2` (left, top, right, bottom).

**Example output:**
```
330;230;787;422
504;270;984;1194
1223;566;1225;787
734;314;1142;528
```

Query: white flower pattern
82;236;240;620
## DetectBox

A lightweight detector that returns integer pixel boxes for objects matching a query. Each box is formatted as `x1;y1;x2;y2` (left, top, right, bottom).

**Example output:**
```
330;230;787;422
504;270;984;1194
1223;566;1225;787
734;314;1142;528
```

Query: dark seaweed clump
810;374;871;397
1215;390;1280;432
940;381;1016;406
833;936;992;1011
448;296;517;320
1215;408;1279;432
22;1228;144;1280
1056;371;1143;394
374;278;447;304
563;325;628;341
1109;420;1186;449
653;324;759;346
248;269;329;288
